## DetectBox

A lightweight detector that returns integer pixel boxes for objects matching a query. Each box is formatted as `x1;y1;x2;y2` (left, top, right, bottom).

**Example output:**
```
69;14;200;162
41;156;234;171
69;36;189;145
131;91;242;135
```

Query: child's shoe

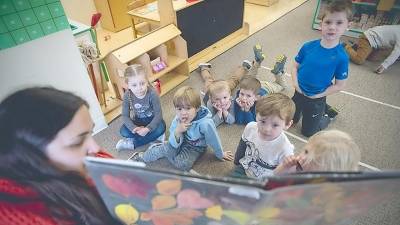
116;138;135;151
253;44;266;63
325;105;339;120
128;151;145;163
242;60;252;71
271;54;287;75
271;55;288;89
198;63;212;72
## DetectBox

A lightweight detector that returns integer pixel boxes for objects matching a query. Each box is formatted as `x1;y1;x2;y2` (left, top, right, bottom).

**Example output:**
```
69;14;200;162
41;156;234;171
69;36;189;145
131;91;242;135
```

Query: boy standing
232;93;295;179
130;86;233;171
292;0;351;137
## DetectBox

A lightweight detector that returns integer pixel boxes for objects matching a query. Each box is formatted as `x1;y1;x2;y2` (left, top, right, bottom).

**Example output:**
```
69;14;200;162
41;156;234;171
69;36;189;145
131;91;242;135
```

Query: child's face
256;113;291;141
321;11;349;43
175;105;197;124
238;89;257;106
211;90;231;109
127;75;148;98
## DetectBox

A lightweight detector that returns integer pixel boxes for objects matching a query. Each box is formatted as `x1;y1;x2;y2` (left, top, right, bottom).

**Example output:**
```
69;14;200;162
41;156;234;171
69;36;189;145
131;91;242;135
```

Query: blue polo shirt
295;40;349;96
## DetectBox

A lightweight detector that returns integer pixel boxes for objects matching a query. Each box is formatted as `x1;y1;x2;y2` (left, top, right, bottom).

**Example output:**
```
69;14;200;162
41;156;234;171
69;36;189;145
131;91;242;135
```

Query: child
234;77;266;124
344;25;400;74
130;86;234;171
232;93;295;179
199;45;288;125
115;64;166;150
291;0;351;137
274;129;361;174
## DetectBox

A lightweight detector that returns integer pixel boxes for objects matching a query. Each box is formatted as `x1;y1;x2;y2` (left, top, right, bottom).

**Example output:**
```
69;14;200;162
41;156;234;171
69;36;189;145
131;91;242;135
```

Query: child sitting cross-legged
130;86;234;171
115;64;166;151
274;129;361;174
232;93;295;179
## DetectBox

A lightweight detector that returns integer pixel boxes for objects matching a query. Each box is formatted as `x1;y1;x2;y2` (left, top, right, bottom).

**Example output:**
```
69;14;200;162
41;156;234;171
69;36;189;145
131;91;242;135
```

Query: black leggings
292;91;330;137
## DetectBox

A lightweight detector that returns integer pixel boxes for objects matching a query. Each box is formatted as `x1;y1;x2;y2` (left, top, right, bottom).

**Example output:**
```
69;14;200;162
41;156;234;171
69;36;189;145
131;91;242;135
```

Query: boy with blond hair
292;0;352;137
130;86;233;171
232;93;295;179
274;129;361;173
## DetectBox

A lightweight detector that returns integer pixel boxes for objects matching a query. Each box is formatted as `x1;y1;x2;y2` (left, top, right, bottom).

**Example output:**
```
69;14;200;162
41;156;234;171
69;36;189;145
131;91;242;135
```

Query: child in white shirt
232;93;295;179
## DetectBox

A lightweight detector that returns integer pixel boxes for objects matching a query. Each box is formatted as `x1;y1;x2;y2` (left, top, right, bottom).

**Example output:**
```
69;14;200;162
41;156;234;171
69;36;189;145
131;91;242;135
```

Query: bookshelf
105;24;189;98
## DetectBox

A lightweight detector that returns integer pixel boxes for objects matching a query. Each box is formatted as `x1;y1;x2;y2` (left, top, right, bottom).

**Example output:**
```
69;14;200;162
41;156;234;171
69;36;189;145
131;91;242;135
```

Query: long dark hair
0;87;120;225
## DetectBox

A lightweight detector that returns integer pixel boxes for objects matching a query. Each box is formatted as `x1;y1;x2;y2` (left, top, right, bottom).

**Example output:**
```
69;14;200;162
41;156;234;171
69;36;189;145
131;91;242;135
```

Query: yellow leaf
223;210;250;225
114;204;139;225
205;205;223;220
256;207;280;219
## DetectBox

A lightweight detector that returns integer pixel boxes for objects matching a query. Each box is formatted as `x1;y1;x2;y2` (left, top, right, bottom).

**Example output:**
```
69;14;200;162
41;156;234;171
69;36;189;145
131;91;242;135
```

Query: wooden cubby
105;24;189;99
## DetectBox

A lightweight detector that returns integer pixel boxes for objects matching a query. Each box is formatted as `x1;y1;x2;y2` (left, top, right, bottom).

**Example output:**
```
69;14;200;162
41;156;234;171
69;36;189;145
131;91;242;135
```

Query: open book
85;157;400;225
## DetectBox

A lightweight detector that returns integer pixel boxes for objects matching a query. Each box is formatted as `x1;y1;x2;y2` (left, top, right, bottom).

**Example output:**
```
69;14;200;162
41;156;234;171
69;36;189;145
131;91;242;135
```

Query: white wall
60;0;98;26
0;30;107;134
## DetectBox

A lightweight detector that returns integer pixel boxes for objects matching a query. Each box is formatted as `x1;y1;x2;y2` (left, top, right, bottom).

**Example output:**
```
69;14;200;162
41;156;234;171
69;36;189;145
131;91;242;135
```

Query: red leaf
102;174;151;199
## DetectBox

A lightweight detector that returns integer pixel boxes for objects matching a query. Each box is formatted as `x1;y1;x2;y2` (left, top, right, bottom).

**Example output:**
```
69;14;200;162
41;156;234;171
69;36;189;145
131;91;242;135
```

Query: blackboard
176;0;244;57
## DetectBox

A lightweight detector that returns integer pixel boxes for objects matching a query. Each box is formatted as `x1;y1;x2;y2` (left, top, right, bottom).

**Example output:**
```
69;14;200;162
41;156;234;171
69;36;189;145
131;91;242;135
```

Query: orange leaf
156;179;182;195
152;195;176;210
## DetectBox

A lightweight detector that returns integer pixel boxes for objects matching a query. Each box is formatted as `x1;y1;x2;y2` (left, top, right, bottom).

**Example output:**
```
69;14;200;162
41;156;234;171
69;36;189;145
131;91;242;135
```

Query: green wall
0;0;69;50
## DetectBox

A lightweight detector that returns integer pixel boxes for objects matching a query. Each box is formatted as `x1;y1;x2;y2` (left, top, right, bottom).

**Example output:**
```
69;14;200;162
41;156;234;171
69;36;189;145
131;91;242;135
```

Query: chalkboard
176;0;244;57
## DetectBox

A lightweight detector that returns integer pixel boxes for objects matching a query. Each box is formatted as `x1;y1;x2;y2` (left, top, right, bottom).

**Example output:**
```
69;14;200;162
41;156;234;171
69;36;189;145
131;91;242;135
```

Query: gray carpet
94;0;400;224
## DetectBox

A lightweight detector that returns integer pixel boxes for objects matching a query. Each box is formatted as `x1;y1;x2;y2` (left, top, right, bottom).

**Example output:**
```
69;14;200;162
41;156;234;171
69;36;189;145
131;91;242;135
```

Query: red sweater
0;151;114;225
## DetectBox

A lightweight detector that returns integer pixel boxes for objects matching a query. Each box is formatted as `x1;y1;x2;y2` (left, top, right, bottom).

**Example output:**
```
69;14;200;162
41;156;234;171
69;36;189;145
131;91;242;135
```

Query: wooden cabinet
105;24;189;98
94;0;131;32
312;0;400;38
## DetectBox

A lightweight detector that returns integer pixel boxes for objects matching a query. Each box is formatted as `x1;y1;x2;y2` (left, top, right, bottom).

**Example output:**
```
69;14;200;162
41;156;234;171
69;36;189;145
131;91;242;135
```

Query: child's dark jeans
292;91;330;137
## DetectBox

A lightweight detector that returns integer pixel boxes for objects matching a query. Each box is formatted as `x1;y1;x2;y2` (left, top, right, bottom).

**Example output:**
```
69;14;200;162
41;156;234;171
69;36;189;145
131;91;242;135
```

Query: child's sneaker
253;44;265;63
242;60;252;71
116;138;135;151
325;105;339;120
198;63;212;72
128;151;145;163
271;54;287;75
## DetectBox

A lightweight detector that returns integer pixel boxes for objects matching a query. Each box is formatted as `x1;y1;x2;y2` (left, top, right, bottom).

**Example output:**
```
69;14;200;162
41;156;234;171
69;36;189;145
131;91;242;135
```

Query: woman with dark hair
0;87;121;225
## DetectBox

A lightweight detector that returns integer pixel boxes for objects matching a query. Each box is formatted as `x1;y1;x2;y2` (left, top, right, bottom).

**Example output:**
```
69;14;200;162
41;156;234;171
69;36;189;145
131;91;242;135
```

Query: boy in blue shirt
130;86;233;171
291;0;351;137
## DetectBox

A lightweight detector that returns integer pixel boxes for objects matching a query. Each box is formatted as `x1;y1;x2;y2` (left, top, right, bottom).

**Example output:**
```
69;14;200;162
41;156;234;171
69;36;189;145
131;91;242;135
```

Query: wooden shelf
149;55;186;81
112;24;181;64
159;72;188;96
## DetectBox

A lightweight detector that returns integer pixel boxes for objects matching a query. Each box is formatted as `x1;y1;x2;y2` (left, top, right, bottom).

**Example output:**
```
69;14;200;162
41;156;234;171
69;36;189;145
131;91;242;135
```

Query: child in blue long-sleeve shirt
130;86;233;171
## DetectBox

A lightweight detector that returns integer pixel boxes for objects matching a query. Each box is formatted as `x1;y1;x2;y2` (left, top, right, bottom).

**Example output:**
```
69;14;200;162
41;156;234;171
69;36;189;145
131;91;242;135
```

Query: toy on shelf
153;79;161;94
150;57;168;73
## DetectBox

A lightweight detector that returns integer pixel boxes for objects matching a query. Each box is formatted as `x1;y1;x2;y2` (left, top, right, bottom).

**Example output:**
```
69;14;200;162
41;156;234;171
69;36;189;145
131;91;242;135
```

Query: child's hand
222;100;231;111
136;127;150;136
375;65;385;74
222;151;234;161
176;120;191;134
235;97;246;111
133;126;143;133
244;100;255;111
279;155;307;172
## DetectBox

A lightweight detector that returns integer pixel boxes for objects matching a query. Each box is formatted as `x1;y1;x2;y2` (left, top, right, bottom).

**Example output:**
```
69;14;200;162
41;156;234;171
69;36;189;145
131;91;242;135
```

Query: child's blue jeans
143;141;206;171
120;118;166;147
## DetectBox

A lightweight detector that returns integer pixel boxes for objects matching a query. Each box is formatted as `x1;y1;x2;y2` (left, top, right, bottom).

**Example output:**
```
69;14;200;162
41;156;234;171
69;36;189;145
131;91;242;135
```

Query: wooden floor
95;0;308;123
